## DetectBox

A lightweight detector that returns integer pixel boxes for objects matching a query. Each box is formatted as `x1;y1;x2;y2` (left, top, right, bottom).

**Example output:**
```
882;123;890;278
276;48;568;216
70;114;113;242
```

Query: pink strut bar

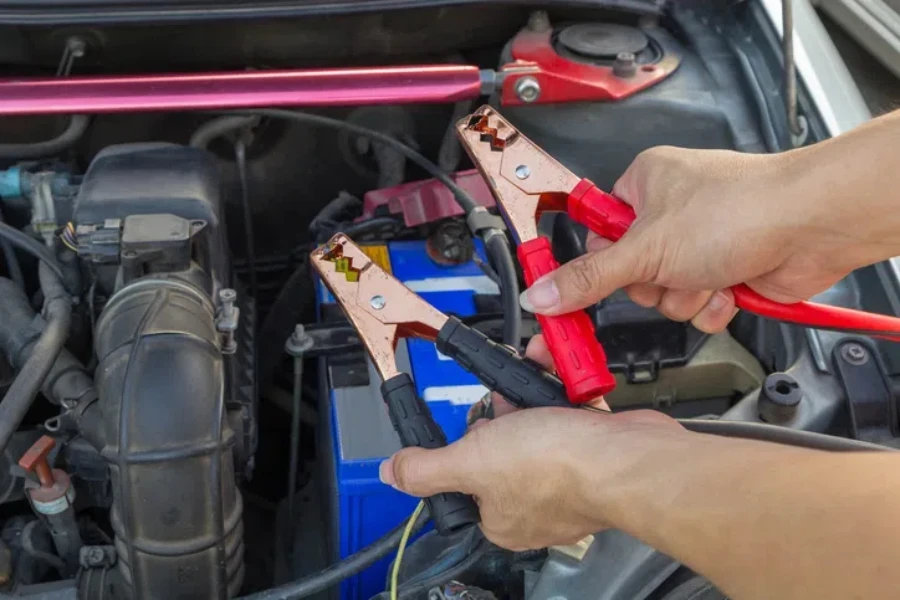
0;65;486;116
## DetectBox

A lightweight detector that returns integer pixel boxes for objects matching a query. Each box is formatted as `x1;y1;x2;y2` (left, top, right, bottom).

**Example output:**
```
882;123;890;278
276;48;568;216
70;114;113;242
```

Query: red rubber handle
566;177;900;340
567;178;636;243
518;237;616;403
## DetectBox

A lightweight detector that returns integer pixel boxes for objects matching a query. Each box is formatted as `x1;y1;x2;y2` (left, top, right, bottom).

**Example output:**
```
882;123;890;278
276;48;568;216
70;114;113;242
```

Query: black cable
0;115;90;160
552;213;586;262
235;139;258;306
0;264;71;455
397;527;479;589
21;520;66;575
728;40;783;153
0;207;24;288
0;221;68;291
472;254;500;286
342;217;402;241
484;232;520;349
190;115;259;149
287;354;304;574
394;536;489;599
239;506;431;600
581;404;892;452
678;419;892;452
223;110;478;213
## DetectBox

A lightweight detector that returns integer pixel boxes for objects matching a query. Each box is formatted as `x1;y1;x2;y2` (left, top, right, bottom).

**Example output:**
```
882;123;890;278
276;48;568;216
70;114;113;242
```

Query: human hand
521;145;897;333
379;336;681;551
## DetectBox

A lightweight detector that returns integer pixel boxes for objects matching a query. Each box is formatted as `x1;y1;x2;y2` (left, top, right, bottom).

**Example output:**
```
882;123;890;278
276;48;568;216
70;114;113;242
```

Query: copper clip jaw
310;233;448;381
456;105;581;244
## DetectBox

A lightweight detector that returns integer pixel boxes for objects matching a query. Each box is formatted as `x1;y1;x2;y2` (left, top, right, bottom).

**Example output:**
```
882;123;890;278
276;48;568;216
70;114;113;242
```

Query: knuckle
658;296;696;322
391;452;424;493
638;145;679;169
565;255;602;300
632;236;663;284
626;283;662;308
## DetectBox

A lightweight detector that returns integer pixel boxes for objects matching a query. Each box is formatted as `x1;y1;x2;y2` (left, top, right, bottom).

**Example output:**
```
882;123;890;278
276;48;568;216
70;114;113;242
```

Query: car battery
317;239;497;600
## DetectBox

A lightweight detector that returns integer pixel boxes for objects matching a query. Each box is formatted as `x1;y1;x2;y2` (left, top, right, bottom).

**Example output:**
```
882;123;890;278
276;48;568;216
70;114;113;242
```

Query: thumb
380;445;469;498
521;233;651;315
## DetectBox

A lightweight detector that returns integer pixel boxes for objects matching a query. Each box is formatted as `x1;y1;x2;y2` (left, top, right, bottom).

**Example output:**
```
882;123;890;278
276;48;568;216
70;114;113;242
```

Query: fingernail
519;291;535;313
708;291;729;312
521;279;560;313
379;458;395;486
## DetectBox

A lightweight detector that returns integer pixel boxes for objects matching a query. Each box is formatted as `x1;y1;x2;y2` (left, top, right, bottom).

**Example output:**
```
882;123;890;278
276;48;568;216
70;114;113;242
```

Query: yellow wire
391;500;425;600
59;233;77;252
59;222;78;251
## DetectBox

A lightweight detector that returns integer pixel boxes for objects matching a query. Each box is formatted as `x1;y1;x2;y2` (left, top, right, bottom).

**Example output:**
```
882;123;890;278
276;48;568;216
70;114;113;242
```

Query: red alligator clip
459;105;900;371
456;106;630;403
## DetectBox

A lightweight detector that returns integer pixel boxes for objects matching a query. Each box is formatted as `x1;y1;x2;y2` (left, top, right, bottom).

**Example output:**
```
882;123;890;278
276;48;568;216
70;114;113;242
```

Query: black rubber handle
436;316;571;409
380;373;480;534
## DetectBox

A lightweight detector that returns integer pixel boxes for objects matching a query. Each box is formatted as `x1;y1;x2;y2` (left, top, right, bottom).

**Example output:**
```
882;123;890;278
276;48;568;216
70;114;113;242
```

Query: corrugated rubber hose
0;263;71;455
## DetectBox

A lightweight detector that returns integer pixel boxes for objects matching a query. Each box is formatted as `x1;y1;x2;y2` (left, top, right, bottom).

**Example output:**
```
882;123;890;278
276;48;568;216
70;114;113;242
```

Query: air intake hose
93;277;243;599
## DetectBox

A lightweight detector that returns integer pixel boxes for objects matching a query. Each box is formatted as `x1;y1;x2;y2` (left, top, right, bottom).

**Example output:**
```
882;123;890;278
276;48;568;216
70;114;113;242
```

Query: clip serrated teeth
466;114;518;151
321;242;361;282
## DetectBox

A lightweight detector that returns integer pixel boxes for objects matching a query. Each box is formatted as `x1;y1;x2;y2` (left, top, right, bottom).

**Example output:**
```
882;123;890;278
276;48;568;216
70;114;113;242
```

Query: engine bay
0;2;898;599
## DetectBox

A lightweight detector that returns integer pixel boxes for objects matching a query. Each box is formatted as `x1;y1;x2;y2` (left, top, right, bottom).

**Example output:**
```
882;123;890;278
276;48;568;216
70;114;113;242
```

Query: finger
490;392;519;418
524;335;555;372
586;233;614;253
625;282;664;308
526;335;609;410
380;444;472;497
520;232;652;315
466;393;495;424
744;277;811;304
490;336;552;416
612;163;641;208
468;418;490;431
657;289;713;322
691;289;738;333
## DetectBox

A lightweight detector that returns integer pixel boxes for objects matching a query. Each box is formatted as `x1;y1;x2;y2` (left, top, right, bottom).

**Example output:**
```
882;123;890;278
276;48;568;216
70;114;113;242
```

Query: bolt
370;295;386;310
427;221;472;267
613;52;637;78
842;343;868;365
285;323;314;357
515;164;531;180
514;76;541;103
86;547;105;567
443;241;463;261
219;288;237;319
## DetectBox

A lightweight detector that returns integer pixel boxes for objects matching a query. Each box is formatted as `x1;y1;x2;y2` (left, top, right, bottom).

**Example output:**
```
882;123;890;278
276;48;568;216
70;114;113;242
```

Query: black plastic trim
0;0;661;25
